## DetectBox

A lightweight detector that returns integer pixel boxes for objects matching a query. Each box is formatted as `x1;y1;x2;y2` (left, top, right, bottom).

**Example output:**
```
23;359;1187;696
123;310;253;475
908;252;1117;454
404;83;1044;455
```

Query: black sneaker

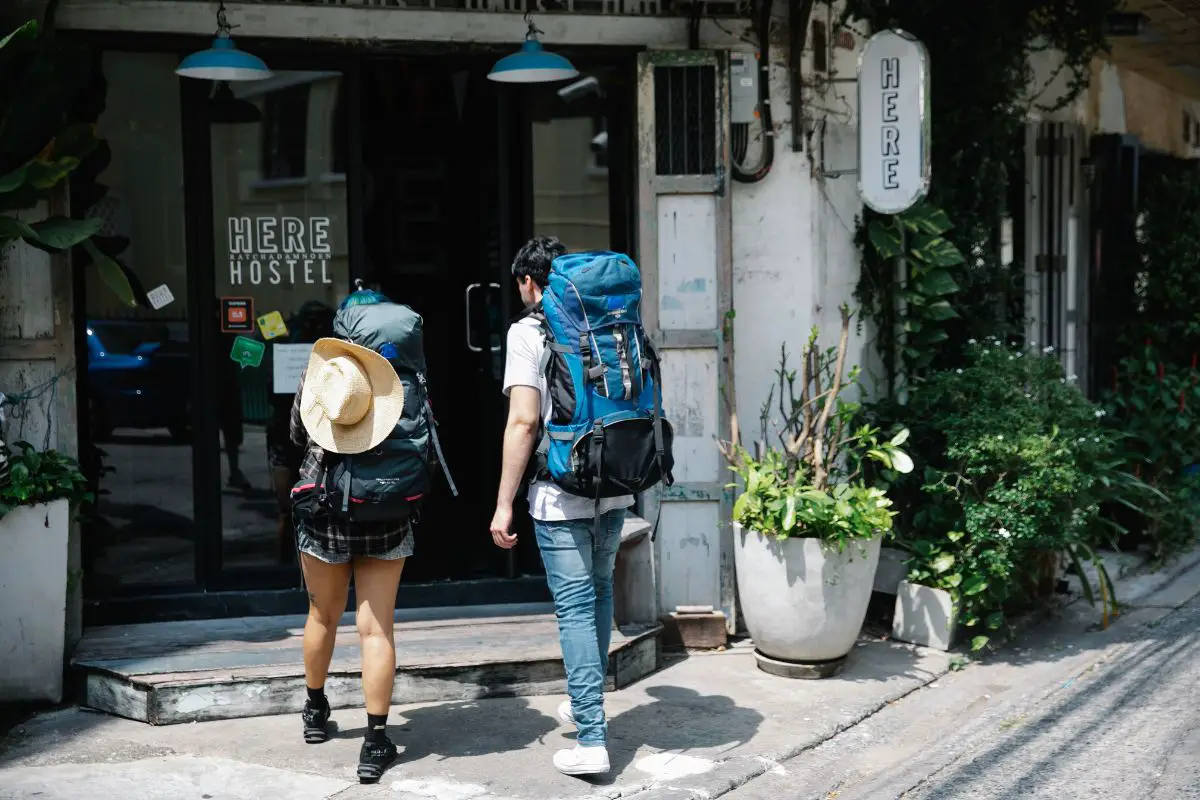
357;736;398;783
302;699;330;744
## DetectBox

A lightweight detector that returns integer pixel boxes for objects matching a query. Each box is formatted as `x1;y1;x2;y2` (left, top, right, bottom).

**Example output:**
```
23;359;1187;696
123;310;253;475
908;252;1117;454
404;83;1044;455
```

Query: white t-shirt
503;316;634;522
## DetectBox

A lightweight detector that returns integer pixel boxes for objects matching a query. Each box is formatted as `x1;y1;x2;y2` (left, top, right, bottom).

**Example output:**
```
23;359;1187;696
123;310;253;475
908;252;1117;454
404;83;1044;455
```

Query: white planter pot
0;499;70;702
873;545;909;594
892;580;960;651
734;524;881;677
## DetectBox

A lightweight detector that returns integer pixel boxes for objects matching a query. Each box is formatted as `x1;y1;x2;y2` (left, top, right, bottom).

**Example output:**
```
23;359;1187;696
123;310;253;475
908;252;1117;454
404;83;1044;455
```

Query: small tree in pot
719;307;912;678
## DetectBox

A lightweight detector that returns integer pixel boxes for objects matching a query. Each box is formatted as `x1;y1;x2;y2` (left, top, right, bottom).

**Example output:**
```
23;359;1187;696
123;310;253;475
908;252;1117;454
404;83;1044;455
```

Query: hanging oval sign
857;29;931;215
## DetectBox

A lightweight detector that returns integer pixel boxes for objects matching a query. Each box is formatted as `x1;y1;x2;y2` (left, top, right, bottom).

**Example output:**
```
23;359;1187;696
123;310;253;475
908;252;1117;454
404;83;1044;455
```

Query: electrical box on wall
730;53;758;124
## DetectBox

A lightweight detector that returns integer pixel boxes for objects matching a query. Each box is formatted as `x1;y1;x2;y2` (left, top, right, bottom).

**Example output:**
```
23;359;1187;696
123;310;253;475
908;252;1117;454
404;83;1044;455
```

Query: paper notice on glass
146;284;175;310
273;343;313;394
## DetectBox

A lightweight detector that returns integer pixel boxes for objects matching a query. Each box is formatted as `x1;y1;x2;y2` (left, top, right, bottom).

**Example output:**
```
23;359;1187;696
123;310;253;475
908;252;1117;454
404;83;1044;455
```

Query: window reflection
532;73;612;252
81;52;194;591
211;71;350;569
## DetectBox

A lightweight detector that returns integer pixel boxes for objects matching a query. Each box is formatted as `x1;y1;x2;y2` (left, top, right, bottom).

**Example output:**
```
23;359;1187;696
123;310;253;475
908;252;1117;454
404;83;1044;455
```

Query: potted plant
719;308;913;678
889;338;1127;652
0;438;92;702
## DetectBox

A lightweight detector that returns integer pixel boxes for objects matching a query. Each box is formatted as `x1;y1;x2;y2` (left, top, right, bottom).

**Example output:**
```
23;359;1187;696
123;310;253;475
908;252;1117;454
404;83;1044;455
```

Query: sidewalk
2;544;1198;800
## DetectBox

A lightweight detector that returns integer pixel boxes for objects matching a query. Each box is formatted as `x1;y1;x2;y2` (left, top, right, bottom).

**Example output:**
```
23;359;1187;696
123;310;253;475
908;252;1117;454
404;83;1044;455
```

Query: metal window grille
653;64;717;176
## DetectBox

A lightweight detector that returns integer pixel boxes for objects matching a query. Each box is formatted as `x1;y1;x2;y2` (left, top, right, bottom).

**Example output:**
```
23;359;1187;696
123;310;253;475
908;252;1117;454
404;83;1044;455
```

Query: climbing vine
843;0;1118;382
863;201;966;392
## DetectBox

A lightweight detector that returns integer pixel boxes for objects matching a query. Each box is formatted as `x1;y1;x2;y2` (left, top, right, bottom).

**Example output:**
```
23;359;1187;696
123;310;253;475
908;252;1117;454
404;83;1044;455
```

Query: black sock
307;686;327;708
366;713;388;743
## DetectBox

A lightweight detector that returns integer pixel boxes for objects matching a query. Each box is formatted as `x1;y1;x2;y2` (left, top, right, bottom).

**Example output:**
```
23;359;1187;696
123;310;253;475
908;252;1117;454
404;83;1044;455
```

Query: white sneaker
557;699;577;727
553;744;610;776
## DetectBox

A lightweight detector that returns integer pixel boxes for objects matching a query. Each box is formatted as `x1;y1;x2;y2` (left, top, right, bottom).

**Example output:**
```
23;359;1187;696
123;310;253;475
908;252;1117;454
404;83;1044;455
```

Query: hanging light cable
176;1;272;82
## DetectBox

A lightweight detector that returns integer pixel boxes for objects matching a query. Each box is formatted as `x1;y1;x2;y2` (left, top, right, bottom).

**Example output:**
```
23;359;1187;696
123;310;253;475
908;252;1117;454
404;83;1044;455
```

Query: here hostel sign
857;30;931;215
227;216;334;286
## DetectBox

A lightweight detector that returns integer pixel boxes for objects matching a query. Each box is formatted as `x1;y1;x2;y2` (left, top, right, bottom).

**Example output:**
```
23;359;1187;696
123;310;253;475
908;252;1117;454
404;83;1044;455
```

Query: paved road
903;596;1200;800
723;565;1200;800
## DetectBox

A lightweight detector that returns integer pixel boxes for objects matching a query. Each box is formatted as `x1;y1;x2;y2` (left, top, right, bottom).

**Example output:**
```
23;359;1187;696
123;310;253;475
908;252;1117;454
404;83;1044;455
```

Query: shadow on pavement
341;697;558;763
604;685;765;780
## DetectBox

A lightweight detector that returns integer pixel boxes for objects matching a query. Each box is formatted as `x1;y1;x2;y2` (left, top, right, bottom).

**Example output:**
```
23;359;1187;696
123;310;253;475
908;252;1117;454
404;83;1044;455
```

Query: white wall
731;9;869;452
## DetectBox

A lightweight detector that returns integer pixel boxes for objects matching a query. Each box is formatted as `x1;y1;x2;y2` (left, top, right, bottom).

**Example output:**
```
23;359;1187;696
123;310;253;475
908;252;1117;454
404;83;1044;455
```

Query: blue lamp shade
488;39;578;84
176;34;272;81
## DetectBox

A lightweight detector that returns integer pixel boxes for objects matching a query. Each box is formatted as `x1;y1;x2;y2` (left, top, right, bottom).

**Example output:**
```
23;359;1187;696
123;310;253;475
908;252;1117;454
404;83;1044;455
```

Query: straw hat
299;338;405;455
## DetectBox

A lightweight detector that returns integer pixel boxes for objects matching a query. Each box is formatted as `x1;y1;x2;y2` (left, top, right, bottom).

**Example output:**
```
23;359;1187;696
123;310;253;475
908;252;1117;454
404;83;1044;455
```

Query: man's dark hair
511;236;566;288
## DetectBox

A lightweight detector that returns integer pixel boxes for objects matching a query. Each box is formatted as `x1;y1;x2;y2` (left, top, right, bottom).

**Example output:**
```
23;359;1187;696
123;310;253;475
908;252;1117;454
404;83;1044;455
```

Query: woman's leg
351;555;406;783
299;552;351;742
352;556;406;714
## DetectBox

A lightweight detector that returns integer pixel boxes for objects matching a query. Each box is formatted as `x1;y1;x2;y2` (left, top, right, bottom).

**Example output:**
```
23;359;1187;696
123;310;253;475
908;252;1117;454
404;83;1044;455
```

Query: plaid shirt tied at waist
289;369;412;558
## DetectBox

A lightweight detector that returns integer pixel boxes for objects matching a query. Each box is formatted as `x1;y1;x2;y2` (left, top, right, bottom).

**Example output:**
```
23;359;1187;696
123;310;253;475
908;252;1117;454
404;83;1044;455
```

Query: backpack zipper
614;327;633;399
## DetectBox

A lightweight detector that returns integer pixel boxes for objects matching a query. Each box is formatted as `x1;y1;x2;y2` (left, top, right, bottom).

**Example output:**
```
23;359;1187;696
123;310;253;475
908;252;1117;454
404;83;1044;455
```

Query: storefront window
82;52;193;589
210;71;350;568
531;75;612;252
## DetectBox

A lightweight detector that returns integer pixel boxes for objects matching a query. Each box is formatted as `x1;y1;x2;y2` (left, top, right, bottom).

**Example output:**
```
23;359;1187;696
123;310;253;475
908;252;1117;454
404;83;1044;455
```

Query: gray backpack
292;303;456;525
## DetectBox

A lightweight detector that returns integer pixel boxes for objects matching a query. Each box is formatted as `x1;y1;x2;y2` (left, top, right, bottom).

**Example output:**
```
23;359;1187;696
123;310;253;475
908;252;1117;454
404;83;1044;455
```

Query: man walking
489;236;634;776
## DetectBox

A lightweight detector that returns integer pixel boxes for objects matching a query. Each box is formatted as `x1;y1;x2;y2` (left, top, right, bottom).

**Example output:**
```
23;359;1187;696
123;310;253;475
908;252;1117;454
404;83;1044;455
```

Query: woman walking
289;286;452;783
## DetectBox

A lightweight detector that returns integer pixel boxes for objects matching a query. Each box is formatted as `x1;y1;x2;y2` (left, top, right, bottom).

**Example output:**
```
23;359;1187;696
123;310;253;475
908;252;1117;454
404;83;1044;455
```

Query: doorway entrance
77;45;636;624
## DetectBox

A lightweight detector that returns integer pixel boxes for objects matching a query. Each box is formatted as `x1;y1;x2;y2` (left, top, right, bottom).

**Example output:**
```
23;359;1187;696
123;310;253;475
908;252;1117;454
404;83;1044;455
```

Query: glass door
79;52;198;596
359;59;511;584
206;69;353;581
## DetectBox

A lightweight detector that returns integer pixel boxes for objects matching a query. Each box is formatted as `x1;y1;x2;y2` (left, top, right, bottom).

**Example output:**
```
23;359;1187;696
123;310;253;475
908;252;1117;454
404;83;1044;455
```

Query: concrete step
72;603;661;725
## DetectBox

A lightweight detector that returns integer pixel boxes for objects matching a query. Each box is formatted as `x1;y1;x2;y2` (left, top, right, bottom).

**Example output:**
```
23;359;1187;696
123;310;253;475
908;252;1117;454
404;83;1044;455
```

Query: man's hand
492;385;539;551
490;505;517;549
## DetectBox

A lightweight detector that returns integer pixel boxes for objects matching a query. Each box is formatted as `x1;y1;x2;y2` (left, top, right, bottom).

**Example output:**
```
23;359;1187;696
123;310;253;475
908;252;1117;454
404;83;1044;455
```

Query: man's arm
497;386;540;508
490;385;540;548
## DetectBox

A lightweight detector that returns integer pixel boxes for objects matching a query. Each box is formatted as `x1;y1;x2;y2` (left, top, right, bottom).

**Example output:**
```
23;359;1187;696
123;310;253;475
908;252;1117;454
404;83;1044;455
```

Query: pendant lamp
488;15;578;84
177;1;272;82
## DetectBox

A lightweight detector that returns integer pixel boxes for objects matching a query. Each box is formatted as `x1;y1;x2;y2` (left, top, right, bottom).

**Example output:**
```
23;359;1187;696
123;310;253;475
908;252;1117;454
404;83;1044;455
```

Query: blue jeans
534;508;626;746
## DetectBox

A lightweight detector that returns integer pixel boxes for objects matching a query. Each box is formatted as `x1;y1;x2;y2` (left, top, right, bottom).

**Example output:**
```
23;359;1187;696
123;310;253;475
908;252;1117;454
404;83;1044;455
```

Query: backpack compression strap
417;372;459;497
645;340;673;488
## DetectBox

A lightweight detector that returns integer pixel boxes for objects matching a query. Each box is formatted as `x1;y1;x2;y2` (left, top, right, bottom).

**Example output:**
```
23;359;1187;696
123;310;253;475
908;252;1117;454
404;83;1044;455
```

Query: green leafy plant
861;201;967;392
1100;346;1200;559
846;0;1117;378
889;339;1130;649
719;307;914;550
0;14;136;307
0;440;93;518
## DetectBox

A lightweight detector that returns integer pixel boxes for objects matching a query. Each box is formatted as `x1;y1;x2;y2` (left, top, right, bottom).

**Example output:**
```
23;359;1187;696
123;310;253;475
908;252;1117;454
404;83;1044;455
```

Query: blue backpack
530;251;674;502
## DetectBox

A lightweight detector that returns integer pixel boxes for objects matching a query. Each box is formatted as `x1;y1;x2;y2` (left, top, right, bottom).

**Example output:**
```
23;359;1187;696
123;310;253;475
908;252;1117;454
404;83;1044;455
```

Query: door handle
465;283;483;353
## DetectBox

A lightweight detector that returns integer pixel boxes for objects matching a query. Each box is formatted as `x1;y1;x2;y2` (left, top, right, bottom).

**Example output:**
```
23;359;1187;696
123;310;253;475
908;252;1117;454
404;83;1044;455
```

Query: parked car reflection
86;320;191;441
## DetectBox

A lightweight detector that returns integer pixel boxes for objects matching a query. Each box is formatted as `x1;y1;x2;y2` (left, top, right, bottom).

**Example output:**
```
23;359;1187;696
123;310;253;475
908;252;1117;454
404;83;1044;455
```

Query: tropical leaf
898;202;952;236
868;220;904;259
26;215;103;250
0;214;38;242
931;552;956;573
923;300;959;321
911;234;967;267
963;575;989;596
83;238;137;308
914;269;961;297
